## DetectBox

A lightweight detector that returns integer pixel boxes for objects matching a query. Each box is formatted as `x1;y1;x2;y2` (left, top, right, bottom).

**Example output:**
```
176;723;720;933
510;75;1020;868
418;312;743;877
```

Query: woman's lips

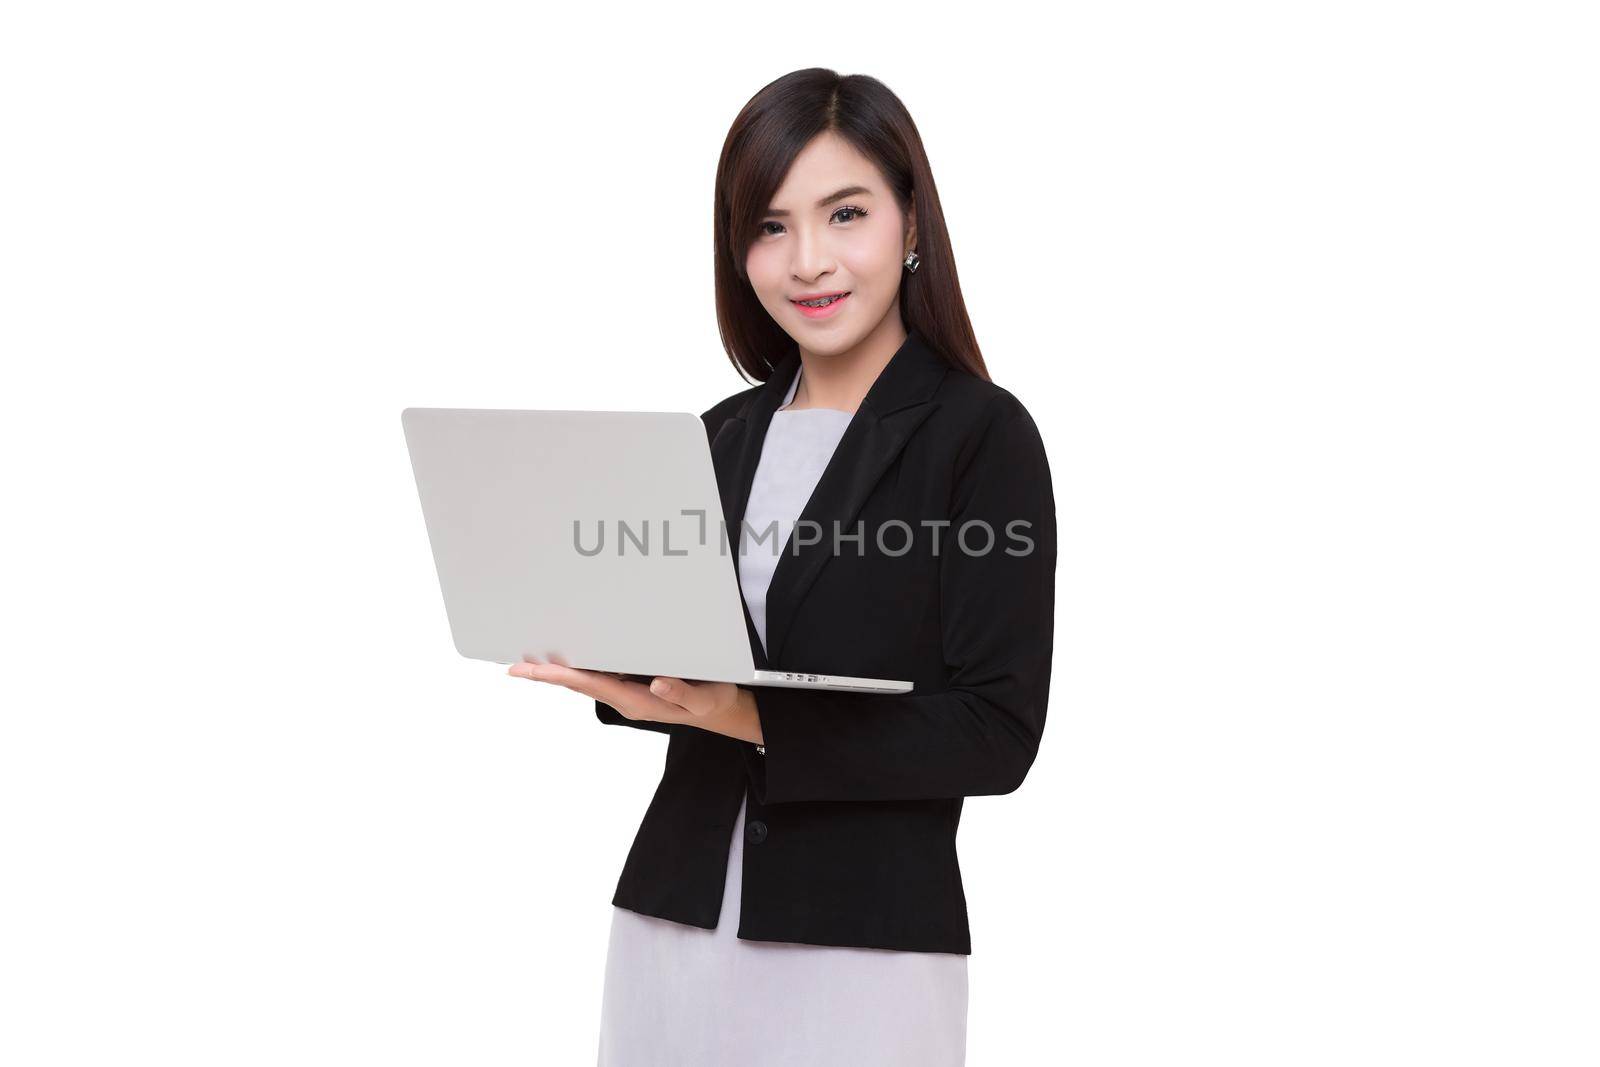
790;291;851;320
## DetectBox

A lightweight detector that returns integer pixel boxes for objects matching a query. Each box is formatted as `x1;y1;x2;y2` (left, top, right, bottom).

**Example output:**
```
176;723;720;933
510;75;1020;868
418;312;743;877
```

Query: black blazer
594;327;1057;955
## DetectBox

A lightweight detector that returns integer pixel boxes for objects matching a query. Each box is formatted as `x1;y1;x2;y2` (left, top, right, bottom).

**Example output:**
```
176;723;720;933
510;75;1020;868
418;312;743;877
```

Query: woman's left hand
507;660;764;744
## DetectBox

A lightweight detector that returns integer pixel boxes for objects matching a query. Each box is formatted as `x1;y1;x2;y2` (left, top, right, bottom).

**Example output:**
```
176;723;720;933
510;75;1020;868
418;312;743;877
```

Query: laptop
400;407;913;694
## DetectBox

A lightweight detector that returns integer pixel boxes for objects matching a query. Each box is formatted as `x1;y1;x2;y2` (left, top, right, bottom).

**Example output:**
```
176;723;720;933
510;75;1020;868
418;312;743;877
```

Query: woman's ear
905;195;918;253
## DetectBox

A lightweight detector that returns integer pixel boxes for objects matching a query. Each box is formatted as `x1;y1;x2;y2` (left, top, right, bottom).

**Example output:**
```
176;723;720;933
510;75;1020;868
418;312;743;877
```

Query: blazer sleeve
594;700;689;735
738;398;1057;803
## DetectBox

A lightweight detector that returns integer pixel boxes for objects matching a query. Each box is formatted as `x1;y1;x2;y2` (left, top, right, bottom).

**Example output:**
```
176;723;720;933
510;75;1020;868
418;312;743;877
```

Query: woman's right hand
507;659;762;743
508;662;659;721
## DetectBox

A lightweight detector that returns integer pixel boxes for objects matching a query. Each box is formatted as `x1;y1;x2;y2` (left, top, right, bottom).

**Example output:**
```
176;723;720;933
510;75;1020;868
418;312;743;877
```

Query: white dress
596;365;970;1066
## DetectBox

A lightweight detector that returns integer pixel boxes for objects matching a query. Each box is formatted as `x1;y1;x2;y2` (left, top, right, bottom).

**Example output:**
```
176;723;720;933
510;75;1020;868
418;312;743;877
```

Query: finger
648;677;718;717
521;664;688;720
508;662;552;682
511;662;601;694
509;661;590;684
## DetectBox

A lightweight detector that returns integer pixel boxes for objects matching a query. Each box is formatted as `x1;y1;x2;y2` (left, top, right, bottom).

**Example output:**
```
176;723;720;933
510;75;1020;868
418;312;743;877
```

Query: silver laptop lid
401;407;757;683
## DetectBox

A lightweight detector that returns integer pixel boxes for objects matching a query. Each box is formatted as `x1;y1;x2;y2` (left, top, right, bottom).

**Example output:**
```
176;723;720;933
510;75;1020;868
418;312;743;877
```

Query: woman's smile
790;290;852;320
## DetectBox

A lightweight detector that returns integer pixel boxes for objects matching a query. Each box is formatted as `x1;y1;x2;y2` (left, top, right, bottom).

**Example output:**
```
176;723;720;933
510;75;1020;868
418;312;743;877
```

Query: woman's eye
757;206;867;238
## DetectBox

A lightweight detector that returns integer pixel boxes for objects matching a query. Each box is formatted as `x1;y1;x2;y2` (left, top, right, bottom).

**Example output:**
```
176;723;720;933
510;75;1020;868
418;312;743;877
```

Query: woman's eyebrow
764;185;874;217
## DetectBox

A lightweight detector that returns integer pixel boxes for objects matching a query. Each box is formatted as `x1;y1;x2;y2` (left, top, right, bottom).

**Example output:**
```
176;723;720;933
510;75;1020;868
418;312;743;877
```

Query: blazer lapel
708;328;949;670
708;357;793;670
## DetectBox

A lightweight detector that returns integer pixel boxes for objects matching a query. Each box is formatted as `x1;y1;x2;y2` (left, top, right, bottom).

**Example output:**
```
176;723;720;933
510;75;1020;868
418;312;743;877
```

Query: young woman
509;68;1056;1066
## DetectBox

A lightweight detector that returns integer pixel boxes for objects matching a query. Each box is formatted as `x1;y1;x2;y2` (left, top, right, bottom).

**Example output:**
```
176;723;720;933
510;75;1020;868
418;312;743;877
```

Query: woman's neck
785;317;908;414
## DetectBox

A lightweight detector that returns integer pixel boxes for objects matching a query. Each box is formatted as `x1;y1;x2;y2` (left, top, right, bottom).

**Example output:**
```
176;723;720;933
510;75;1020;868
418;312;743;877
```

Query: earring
903;249;920;274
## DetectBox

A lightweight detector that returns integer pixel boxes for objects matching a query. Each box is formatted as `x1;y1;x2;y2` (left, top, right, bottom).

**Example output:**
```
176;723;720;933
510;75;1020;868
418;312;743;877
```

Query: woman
509;68;1056;1066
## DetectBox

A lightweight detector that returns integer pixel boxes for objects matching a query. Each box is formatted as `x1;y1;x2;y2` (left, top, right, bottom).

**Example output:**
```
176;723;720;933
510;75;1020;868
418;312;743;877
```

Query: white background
3;2;1596;1064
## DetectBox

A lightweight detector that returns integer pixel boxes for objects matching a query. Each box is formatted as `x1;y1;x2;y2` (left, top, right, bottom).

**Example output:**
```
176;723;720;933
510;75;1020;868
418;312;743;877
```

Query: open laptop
400;407;913;694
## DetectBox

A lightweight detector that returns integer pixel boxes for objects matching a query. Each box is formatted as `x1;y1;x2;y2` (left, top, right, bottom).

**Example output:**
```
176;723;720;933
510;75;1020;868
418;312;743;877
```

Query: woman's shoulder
695;364;1044;455
933;370;1047;461
936;368;1035;420
697;383;762;436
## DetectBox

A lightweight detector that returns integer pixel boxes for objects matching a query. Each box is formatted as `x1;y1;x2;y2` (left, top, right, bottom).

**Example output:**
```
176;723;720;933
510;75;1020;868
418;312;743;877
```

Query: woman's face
745;130;916;355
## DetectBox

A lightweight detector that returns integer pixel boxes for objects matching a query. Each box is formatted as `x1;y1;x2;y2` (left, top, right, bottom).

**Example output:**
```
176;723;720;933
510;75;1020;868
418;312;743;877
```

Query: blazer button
745;819;768;844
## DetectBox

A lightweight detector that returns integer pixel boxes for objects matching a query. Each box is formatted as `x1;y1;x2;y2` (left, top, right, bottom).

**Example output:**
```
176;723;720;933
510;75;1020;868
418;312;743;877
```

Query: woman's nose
790;229;835;281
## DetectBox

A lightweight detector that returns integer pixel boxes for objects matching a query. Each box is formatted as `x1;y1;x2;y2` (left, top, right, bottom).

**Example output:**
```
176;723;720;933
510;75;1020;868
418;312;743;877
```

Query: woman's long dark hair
713;68;991;384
